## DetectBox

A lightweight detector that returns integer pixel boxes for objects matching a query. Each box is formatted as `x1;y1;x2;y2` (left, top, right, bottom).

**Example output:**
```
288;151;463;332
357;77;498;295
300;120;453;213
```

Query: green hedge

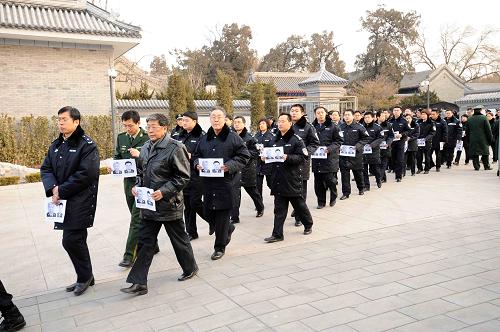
0;114;114;168
0;176;20;186
25;173;42;183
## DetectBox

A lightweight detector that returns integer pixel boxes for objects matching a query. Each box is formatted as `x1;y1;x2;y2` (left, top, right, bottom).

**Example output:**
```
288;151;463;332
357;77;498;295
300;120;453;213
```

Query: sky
104;0;499;74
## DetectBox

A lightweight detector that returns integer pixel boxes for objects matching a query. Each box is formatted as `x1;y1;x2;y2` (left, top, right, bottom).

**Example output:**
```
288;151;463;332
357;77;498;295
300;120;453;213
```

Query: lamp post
108;68;118;149
420;79;430;110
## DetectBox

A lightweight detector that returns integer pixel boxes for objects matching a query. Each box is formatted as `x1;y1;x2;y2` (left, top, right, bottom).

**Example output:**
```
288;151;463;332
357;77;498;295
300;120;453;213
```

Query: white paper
199;158;225;177
363;144;372;154
263;147;285;163
440;142;445;151
135;187;156;211
455;140;463;151
110;159;137;178
417;138;426;147
256;144;264;156
380;141;388;150
393;131;401;141
462;131;466;138
44;198;67;223
339;145;356;157
404;141;408;153
312;146;328;159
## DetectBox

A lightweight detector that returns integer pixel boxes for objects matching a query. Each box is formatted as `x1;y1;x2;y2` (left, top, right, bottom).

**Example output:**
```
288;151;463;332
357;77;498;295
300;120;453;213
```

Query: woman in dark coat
404;113;420;176
254;118;274;198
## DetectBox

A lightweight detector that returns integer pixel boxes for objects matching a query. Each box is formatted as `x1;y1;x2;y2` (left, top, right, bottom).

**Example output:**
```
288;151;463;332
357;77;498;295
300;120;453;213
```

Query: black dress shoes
188;234;199;241
424;170;429;174
230;218;240;224
256;210;264;217
120;284;148;296
329;199;337;207
264;236;284;243
178;267;199;281
211;251;225;260
209;224;215;235
377;182;382;188
359;191;364;195
153;244;160;255
294;220;302;227
291;210;296;217
0;305;25;332
66;277;95;293
303;228;312;235
118;258;133;268
416;170;422;174
396;178;402;182
316;205;325;209
74;276;95;296
340;195;349;200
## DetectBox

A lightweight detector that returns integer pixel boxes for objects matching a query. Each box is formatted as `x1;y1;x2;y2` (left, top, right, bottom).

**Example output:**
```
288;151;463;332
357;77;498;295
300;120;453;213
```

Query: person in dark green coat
466;105;493;171
114;111;153;267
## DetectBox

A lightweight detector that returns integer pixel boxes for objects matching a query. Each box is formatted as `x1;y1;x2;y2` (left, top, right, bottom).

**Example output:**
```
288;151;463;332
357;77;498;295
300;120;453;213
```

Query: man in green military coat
466;105;493;171
114;111;154;267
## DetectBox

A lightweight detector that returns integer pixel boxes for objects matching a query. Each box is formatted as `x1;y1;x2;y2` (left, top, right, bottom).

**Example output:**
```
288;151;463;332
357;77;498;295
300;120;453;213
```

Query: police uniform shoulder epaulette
117;132;127;137
82;135;94;144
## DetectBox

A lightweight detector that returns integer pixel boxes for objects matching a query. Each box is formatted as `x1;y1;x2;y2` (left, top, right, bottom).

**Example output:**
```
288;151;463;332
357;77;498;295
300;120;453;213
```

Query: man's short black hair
354;110;362;115
376;110;383;118
234;116;246;124
278;112;292;122
314;106;327;113
344;109;354;116
364;111;374;117
121;110;140;123
146;113;169;127
58;106;81;121
290;104;305;113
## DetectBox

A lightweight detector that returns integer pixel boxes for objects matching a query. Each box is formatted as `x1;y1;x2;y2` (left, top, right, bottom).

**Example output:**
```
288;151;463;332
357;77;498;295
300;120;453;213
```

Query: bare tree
415;25;500;82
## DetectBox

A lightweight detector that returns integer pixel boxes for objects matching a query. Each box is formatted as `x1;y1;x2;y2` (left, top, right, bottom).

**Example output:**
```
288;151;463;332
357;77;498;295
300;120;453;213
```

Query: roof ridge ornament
320;59;326;71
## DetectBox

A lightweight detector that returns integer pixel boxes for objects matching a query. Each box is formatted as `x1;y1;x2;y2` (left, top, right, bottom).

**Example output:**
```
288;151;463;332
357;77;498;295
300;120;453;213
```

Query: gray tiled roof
116;99;250;109
456;91;500;104
0;2;141;38
248;72;310;93
400;70;433;89
298;64;348;87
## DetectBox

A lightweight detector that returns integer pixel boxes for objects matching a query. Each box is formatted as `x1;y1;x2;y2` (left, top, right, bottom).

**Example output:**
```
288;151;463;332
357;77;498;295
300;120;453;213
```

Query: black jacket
417;118;435;150
362;121;384;164
461;121;469;147
432;116;448;149
193;124;250;210
237;127;259;187
255;130;274;176
445;116;463;148
406;119;420;152
267;128;308;197
311;117;343;173
41;125;100;230
136;135;190;222
176;123;205;192
378;120;395;158
339;121;371;170
292;116;320;180
390;116;411;149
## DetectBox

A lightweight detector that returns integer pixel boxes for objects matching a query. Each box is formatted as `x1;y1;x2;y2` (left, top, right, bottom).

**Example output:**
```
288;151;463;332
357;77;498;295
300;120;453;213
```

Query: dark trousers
454;147;470;164
127;219;197;285
123;178;141;261
429;147;442;169
472;155;490;170
363;163;381;189
294;180;308;222
205;209;234;252
405;151;416;175
443;145;455;167
417;148;431;171
0;280;13;308
273;195;313;238
313;172;337;206
231;185;265;220
256;174;265;198
62;229;93;283
340;167;364;195
391;145;405;180
380;154;389;181
184;193;197;237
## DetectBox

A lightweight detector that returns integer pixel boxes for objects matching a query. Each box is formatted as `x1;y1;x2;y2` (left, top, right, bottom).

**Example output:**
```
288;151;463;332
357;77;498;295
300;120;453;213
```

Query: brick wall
0;45;113;117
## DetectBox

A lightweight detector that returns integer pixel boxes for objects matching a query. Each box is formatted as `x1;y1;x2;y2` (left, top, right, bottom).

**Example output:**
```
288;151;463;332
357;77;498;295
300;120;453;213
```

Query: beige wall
430;72;465;103
0;45;113;117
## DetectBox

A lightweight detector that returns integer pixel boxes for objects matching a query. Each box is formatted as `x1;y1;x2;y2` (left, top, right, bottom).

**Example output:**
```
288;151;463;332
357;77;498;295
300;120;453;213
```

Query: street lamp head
108;68;118;79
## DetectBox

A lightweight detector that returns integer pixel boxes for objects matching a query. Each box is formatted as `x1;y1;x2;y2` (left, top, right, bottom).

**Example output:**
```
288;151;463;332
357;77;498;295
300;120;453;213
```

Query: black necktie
129;135;134;145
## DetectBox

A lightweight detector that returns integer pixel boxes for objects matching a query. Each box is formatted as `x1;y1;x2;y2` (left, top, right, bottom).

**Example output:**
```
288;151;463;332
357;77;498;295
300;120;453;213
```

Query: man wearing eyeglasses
113;111;159;269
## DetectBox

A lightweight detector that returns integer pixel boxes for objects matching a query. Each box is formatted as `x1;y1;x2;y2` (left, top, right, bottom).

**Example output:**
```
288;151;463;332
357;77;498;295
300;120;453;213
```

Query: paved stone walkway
1;163;499;331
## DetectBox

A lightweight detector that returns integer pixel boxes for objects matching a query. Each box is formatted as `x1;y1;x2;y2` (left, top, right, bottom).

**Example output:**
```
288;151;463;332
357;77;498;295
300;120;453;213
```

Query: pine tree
264;83;278;119
167;73;187;124
250;83;265;130
216;70;234;117
186;84;196;112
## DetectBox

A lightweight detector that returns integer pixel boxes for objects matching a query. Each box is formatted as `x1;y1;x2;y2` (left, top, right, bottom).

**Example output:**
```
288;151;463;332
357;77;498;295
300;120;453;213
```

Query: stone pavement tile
398;245;440;256
359;271;411;287
323;269;373;284
489;298;500;306
209;273;262;290
273;321;315;332
131;289;190;311
392;315;467;332
398;272;451;289
472;248;500;260
355;282;413;300
204;298;239;315
438;276;494;292
36;290;71;304
365;251;410;264
148;306;212;331
257;304;321;327
288;267;335;281
254;265;303;279
321;325;359;332
168;290;226;312
269;290;328;309
329;259;373;273
397;299;462;320
73;319;116;332
483;283;500;294
446;303;500;325
15;297;38;308
436;255;483;268
157;324;192;332
40;300;101;323
397;285;456;304
38;297;70;313
309;292;369;313
108;304;174;329
243;276;297;292
464;239;500;252
186;307;252;332
399;251;451;266
347;311;415;332
362;261;410;275
443;288;500;307
455;320;500;332
243;300;279;316
232;287;288;306
23;313;41;328
317;280;370;297
354;295;413;316
219;285;250;297
278;277;332;294
471;257;500;270
398;262;448;277
18;304;39;317
19;327;41;332
73;300;137;326
437;265;488;279
41;317;76;331
296;258;340;271
301;307;366;330
476;269;500;282
227;317;268;332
